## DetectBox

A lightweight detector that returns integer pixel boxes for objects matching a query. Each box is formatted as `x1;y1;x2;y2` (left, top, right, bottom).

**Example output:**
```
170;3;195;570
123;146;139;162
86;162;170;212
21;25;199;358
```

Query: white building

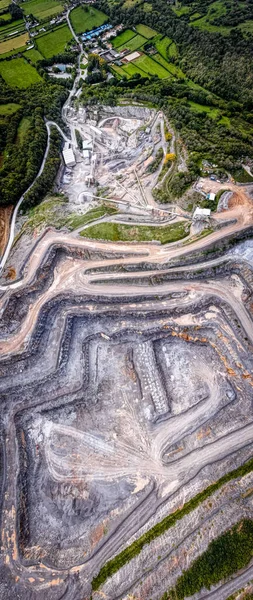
193;207;211;220
208;192;216;201
63;143;76;167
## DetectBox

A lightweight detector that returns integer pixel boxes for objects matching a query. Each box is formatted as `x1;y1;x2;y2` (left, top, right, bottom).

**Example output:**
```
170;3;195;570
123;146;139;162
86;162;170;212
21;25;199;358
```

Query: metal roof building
193;207;211;220
63;145;76;167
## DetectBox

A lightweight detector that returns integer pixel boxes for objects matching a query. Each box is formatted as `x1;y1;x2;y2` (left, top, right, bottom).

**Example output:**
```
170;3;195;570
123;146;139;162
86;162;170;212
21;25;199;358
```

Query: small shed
207;192;216;201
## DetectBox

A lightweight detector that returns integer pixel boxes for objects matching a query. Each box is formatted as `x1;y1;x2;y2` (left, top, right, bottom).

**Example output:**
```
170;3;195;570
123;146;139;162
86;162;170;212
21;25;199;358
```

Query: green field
189;101;221;118
111;64;130;78
0;13;11;21
135;54;170;78
154;35;178;60
190;1;231;35
81;221;189;243
0;102;20;115
173;4;191;16
112;28;136;48
25;47;43;63
0;0;9;11
0;31;28;54
22;0;63;19
117;33;146;52
16;117;32;144
36;24;73;58
135;23;157;38
70;5;107;34
0;19;25;41
122;62;148;78
0;57;42;87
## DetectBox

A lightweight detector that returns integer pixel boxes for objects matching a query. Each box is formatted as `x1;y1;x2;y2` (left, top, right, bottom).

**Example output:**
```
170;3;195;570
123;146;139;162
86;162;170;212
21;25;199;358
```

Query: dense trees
169;519;253;599
0;79;68;207
23;127;62;210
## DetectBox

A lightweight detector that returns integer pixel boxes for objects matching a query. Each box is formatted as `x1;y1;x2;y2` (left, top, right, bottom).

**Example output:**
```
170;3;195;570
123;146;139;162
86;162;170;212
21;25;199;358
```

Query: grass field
0;31;28;54
135;53;171;78
22;0;63;19
25;47;43;62
0;13;11;21
188;101;221;118
135;23;157;38
0;102;20;115
0;44;27;58
112;28;136;48
190;1;231;35
122;62;148;78
16;117;32;144
81;221;189;243
0;19;25;41
0;57;42;87
154;35;178;60
0;0;9;10
117;33;146;52
111;64;130;78
70;5;107;34
36;24;73;58
173;4;191;16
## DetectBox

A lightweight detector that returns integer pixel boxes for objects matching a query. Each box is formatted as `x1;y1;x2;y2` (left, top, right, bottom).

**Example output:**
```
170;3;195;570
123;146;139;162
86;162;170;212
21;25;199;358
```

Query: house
193;207;211;220
207;192;216;201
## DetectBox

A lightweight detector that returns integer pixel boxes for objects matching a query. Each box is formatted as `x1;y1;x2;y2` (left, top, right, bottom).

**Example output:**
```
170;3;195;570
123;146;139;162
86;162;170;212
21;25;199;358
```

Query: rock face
0;231;253;600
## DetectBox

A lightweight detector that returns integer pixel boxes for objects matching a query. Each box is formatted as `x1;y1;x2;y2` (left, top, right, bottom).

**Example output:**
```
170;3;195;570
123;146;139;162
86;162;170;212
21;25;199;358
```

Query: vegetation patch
0;102;20;115
134;54;170;78
25;48;43;63
112;28;136;48
68;205;117;230
117;33;146;52
36;24;73;58
0;57;42;87
0;31;29;55
231;167;253;183
92;455;253;591
81;220;189;243
16;117;32;145
169;519;253;599
135;23;157;38
70;5;107;35
22;0;64;20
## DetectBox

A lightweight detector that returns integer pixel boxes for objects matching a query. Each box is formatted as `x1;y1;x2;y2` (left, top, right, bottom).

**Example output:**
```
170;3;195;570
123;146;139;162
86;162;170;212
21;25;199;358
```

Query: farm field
111;64;130;78
0;0;9;10
154;35;178;59
0;19;25;41
0;103;20;116
0;31;28;55
0;57;42;87
117;33;146;52
111;28;136;48
0;44;27;58
36;24;73;58
122;61;148;78
22;0;64;19
70;5;107;34
134;54;170;78
158;58;185;78
25;48;43;63
135;23;157;38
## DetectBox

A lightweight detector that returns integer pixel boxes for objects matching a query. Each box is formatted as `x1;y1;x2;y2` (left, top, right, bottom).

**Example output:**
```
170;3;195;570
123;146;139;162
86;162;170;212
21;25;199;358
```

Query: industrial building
62;142;76;168
193;207;211;220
